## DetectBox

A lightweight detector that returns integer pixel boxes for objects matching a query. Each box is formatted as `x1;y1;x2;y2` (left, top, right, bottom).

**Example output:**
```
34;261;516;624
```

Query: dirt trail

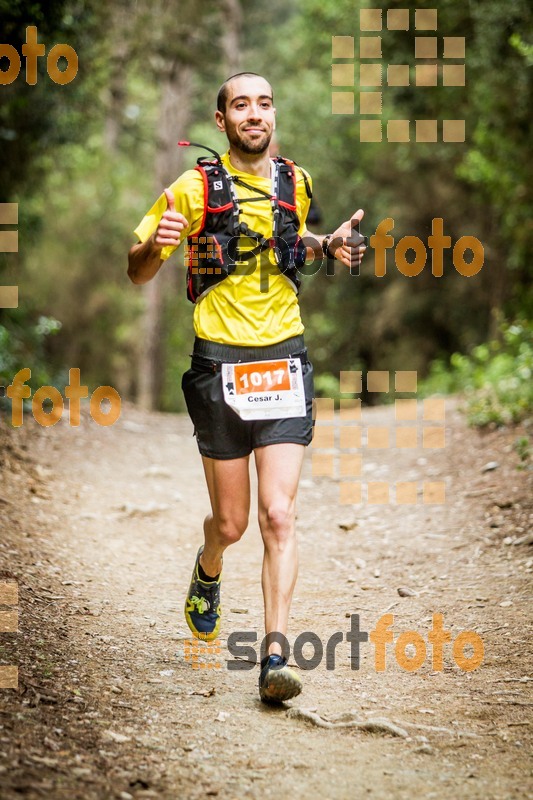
0;398;531;799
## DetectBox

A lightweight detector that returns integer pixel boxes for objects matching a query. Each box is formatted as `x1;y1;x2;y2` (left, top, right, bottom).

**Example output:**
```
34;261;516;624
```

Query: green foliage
513;435;531;470
0;311;62;389
314;371;340;400
421;321;533;427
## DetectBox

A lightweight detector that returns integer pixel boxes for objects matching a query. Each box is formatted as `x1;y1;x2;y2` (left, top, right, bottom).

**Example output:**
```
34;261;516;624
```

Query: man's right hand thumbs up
164;188;176;211
153;187;188;249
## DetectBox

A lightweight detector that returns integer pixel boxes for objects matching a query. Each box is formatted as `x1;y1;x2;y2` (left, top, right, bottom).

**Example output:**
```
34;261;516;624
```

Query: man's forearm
303;230;341;263
304;231;323;262
127;235;164;284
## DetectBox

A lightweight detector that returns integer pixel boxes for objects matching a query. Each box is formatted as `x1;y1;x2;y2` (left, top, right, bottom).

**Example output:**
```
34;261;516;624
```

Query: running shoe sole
260;664;302;704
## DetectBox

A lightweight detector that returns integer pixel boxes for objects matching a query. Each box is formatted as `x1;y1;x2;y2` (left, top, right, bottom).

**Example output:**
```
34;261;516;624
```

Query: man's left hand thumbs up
329;209;367;269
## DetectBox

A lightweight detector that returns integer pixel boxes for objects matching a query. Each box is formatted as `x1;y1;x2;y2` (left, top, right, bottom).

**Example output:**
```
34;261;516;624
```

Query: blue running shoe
184;546;222;641
259;654;302;704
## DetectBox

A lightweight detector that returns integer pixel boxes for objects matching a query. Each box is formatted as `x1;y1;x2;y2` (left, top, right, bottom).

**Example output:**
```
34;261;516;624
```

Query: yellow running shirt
133;151;312;346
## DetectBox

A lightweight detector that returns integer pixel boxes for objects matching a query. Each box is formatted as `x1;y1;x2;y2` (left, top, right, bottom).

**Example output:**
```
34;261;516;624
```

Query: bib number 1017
238;368;287;392
221;357;305;420
233;360;291;395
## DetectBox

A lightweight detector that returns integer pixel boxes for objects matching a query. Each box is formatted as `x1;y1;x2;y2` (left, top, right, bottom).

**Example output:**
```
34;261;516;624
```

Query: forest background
0;0;531;419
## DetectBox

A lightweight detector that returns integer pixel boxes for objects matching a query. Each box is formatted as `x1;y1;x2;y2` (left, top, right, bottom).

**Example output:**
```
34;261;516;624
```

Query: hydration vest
178;142;312;304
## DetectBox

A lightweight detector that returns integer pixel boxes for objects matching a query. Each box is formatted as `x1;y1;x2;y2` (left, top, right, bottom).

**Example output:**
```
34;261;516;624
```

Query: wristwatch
322;234;334;258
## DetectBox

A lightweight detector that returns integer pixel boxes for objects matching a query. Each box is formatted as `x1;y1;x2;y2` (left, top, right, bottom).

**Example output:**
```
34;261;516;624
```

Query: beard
225;125;272;155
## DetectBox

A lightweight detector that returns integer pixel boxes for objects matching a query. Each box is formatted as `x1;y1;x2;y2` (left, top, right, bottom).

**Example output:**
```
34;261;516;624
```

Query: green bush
0;313;62;420
420;321;533;427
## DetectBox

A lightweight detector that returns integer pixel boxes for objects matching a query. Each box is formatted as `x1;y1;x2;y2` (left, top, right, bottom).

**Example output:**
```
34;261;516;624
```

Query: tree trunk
103;4;131;154
137;63;193;411
220;0;243;74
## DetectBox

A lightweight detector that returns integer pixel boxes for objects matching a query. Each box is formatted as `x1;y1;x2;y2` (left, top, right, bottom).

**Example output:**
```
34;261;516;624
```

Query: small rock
142;465;172;478
374;569;380;578
354;558;366;569
215;711;230;722
514;532;533;546
229;608;248;614
119;793;134;800
499;600;513;608
103;730;131;743
189;687;216;697
159;669;174;677
481;461;499;473
338;521;358;531
414;744;434;755
121;420;145;433
28;755;58;767
117;502;170;517
35;464;53;479
398;586;418;597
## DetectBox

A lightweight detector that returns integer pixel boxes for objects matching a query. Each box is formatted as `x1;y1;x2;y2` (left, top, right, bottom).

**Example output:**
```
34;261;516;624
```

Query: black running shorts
181;334;315;460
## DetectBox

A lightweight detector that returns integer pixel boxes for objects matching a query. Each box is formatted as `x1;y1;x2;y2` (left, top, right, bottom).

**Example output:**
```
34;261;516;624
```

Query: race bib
221;358;306;420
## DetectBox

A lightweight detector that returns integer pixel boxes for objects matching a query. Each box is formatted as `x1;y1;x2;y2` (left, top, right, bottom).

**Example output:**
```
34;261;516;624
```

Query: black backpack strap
194;162;240;237
275;156;312;203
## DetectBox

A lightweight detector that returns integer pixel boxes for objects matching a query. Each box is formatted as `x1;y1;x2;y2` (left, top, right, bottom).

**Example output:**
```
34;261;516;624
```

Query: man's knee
259;502;295;544
216;513;248;545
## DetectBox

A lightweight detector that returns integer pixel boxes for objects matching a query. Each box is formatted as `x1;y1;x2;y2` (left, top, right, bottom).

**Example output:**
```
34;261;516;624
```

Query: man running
128;72;366;704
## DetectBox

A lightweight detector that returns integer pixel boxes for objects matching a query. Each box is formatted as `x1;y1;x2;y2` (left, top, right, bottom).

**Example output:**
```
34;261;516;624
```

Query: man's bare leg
185;455;251;641
200;455;251;576
254;443;306;656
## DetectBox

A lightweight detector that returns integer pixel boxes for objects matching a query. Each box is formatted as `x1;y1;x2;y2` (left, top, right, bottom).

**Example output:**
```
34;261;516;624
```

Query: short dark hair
216;72;273;113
